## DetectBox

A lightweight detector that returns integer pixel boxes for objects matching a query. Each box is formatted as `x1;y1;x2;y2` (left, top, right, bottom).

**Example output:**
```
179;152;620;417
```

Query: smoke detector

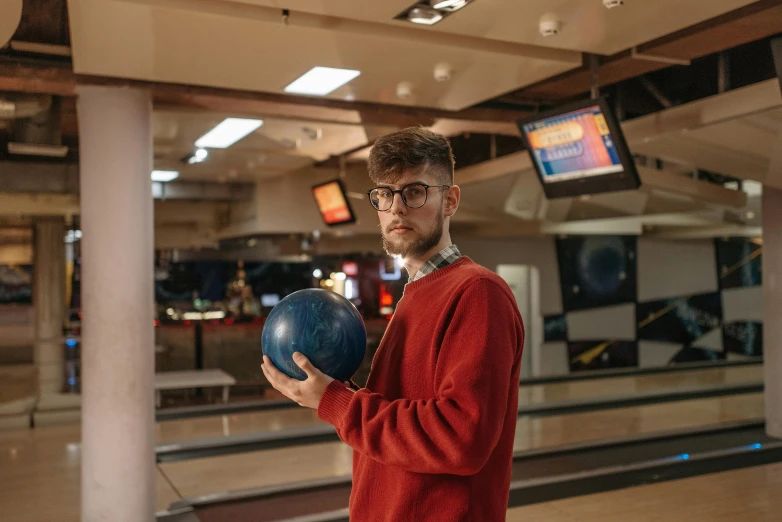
539;13;562;37
603;0;624;8
396;81;414;100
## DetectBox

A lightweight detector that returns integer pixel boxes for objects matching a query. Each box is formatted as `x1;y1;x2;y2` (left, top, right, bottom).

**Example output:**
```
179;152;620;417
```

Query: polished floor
507;462;782;521
0;364;768;521
157;393;764;499
156;364;763;443
0;424;180;522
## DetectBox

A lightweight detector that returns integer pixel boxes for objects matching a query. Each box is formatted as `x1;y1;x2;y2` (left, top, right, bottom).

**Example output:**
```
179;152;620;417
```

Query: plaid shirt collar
408;245;462;283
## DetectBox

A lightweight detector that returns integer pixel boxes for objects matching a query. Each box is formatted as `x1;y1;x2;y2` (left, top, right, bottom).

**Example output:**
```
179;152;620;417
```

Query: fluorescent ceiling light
151;170;179;182
195;118;263;149
408;7;443;24
431;0;467;9
284;66;361;96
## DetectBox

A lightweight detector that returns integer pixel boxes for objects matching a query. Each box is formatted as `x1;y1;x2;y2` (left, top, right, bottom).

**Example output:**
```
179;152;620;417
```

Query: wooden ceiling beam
0;60;529;128
514;0;782;101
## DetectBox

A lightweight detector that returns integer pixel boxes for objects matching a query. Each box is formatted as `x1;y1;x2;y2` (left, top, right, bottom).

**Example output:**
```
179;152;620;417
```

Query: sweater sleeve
317;278;522;476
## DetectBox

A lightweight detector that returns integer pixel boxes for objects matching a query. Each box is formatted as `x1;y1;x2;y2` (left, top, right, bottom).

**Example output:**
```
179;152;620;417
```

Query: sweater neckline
403;256;472;293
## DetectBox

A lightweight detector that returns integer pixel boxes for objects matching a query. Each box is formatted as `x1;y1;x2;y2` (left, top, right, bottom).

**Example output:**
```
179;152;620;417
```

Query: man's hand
261;352;335;409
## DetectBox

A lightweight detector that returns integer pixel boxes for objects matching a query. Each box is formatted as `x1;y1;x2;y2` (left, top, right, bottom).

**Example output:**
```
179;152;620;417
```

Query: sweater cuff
317;380;354;429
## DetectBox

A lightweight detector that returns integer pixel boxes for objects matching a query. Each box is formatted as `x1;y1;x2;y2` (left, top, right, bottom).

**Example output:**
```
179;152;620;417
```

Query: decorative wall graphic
669;346;726;364
551;235;762;375
543;314;568;342
636;292;723;345
715;238;762;290
0;265;32;304
568;340;638;372
722;321;763;357
556;235;637;312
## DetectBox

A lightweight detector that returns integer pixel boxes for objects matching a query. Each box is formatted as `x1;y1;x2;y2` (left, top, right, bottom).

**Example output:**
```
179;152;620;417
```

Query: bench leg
222;386;230;403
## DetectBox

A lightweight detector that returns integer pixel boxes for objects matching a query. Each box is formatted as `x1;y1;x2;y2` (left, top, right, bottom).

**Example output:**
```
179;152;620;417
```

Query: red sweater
318;257;525;521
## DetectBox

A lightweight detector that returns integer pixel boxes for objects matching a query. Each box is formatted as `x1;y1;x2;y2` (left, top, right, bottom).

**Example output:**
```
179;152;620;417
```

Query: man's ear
444;184;460;217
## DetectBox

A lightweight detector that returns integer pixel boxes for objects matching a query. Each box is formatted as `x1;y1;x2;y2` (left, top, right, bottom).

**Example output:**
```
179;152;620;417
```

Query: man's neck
403;238;453;280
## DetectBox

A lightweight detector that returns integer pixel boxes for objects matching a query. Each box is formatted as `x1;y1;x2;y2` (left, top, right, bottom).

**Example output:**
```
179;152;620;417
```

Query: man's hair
368;127;455;186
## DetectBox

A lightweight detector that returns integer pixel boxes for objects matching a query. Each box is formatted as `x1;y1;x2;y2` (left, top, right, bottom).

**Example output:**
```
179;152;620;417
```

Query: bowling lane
0;423;181;522
159;392;764;500
518;363;762;403
160;441;355;501
506;461;782;522
156;363;763;444
513;391;763;450
157;407;320;443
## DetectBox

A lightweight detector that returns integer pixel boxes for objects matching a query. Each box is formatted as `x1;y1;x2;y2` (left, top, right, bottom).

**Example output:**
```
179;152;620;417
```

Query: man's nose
390;191;407;215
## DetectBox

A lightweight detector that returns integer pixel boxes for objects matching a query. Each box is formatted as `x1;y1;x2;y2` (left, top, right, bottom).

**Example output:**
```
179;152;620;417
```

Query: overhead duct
0;94;52;120
3;95;70;158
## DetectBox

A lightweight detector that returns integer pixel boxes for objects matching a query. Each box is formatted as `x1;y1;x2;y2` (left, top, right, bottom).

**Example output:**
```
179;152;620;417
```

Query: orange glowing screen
312;180;356;226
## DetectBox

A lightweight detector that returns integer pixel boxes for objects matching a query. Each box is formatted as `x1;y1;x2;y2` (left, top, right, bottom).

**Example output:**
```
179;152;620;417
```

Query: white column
33;216;66;395
763;186;782;439
77;86;155;522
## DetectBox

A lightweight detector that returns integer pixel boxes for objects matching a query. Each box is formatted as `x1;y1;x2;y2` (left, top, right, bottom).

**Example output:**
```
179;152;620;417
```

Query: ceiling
61;0;771;115
67;0;580;111
152;110;401;182
233;0;758;54
1;0;780;247
630;81;782;187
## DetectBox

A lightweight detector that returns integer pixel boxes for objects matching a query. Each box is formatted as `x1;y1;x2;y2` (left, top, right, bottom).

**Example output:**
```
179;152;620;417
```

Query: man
262;127;525;521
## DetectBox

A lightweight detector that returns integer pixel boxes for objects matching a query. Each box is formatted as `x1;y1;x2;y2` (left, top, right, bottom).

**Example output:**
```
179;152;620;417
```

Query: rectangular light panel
284;67;361;96
195;118;263;149
151;170;179;182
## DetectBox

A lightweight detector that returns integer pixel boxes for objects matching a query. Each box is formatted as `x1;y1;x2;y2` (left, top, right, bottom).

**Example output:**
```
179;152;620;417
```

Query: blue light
68;378;76;386
751;443;762;450
680;453;690;460
65;339;77;347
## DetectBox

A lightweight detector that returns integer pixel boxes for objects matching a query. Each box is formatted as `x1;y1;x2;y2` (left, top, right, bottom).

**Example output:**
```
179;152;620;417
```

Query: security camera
433;62;453;82
603;0;624;8
539;13;561;37
396;81;414;99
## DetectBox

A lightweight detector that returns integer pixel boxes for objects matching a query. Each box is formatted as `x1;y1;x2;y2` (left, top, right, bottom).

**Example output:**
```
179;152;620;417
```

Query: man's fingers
292;352;319;379
262;356;305;404
263;357;291;389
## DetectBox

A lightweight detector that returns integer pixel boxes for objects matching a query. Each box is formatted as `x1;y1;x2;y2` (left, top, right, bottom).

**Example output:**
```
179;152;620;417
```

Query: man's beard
381;211;444;259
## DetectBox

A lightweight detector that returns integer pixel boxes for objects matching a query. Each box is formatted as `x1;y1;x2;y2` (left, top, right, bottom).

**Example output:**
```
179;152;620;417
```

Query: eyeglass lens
370;184;428;211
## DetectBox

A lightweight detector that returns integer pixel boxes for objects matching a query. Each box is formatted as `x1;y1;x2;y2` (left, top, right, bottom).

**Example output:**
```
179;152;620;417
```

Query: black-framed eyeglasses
366;183;450;211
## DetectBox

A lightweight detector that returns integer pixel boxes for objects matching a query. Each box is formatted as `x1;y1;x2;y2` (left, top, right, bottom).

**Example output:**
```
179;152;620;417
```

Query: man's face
375;171;447;259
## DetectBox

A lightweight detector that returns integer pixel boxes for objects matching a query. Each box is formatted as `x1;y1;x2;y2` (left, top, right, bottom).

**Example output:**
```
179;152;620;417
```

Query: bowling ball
261;288;366;381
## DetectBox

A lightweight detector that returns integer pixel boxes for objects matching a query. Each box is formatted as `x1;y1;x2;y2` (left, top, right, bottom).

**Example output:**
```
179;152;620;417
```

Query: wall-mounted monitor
516;96;640;199
311;179;357;226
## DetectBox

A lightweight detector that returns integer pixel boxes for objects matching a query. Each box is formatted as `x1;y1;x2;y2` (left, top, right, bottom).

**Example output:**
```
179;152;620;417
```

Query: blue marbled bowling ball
261;289;366;381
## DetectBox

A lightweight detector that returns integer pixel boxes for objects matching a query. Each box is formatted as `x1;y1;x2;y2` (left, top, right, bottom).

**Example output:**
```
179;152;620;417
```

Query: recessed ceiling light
431;0;467;10
184;148;209;165
195;118;263;149
408;7;442;24
151;170;179;182
284;67;361;96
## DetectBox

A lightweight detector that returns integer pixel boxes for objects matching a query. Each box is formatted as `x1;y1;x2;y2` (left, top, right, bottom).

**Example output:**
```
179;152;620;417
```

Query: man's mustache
385;221;415;233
